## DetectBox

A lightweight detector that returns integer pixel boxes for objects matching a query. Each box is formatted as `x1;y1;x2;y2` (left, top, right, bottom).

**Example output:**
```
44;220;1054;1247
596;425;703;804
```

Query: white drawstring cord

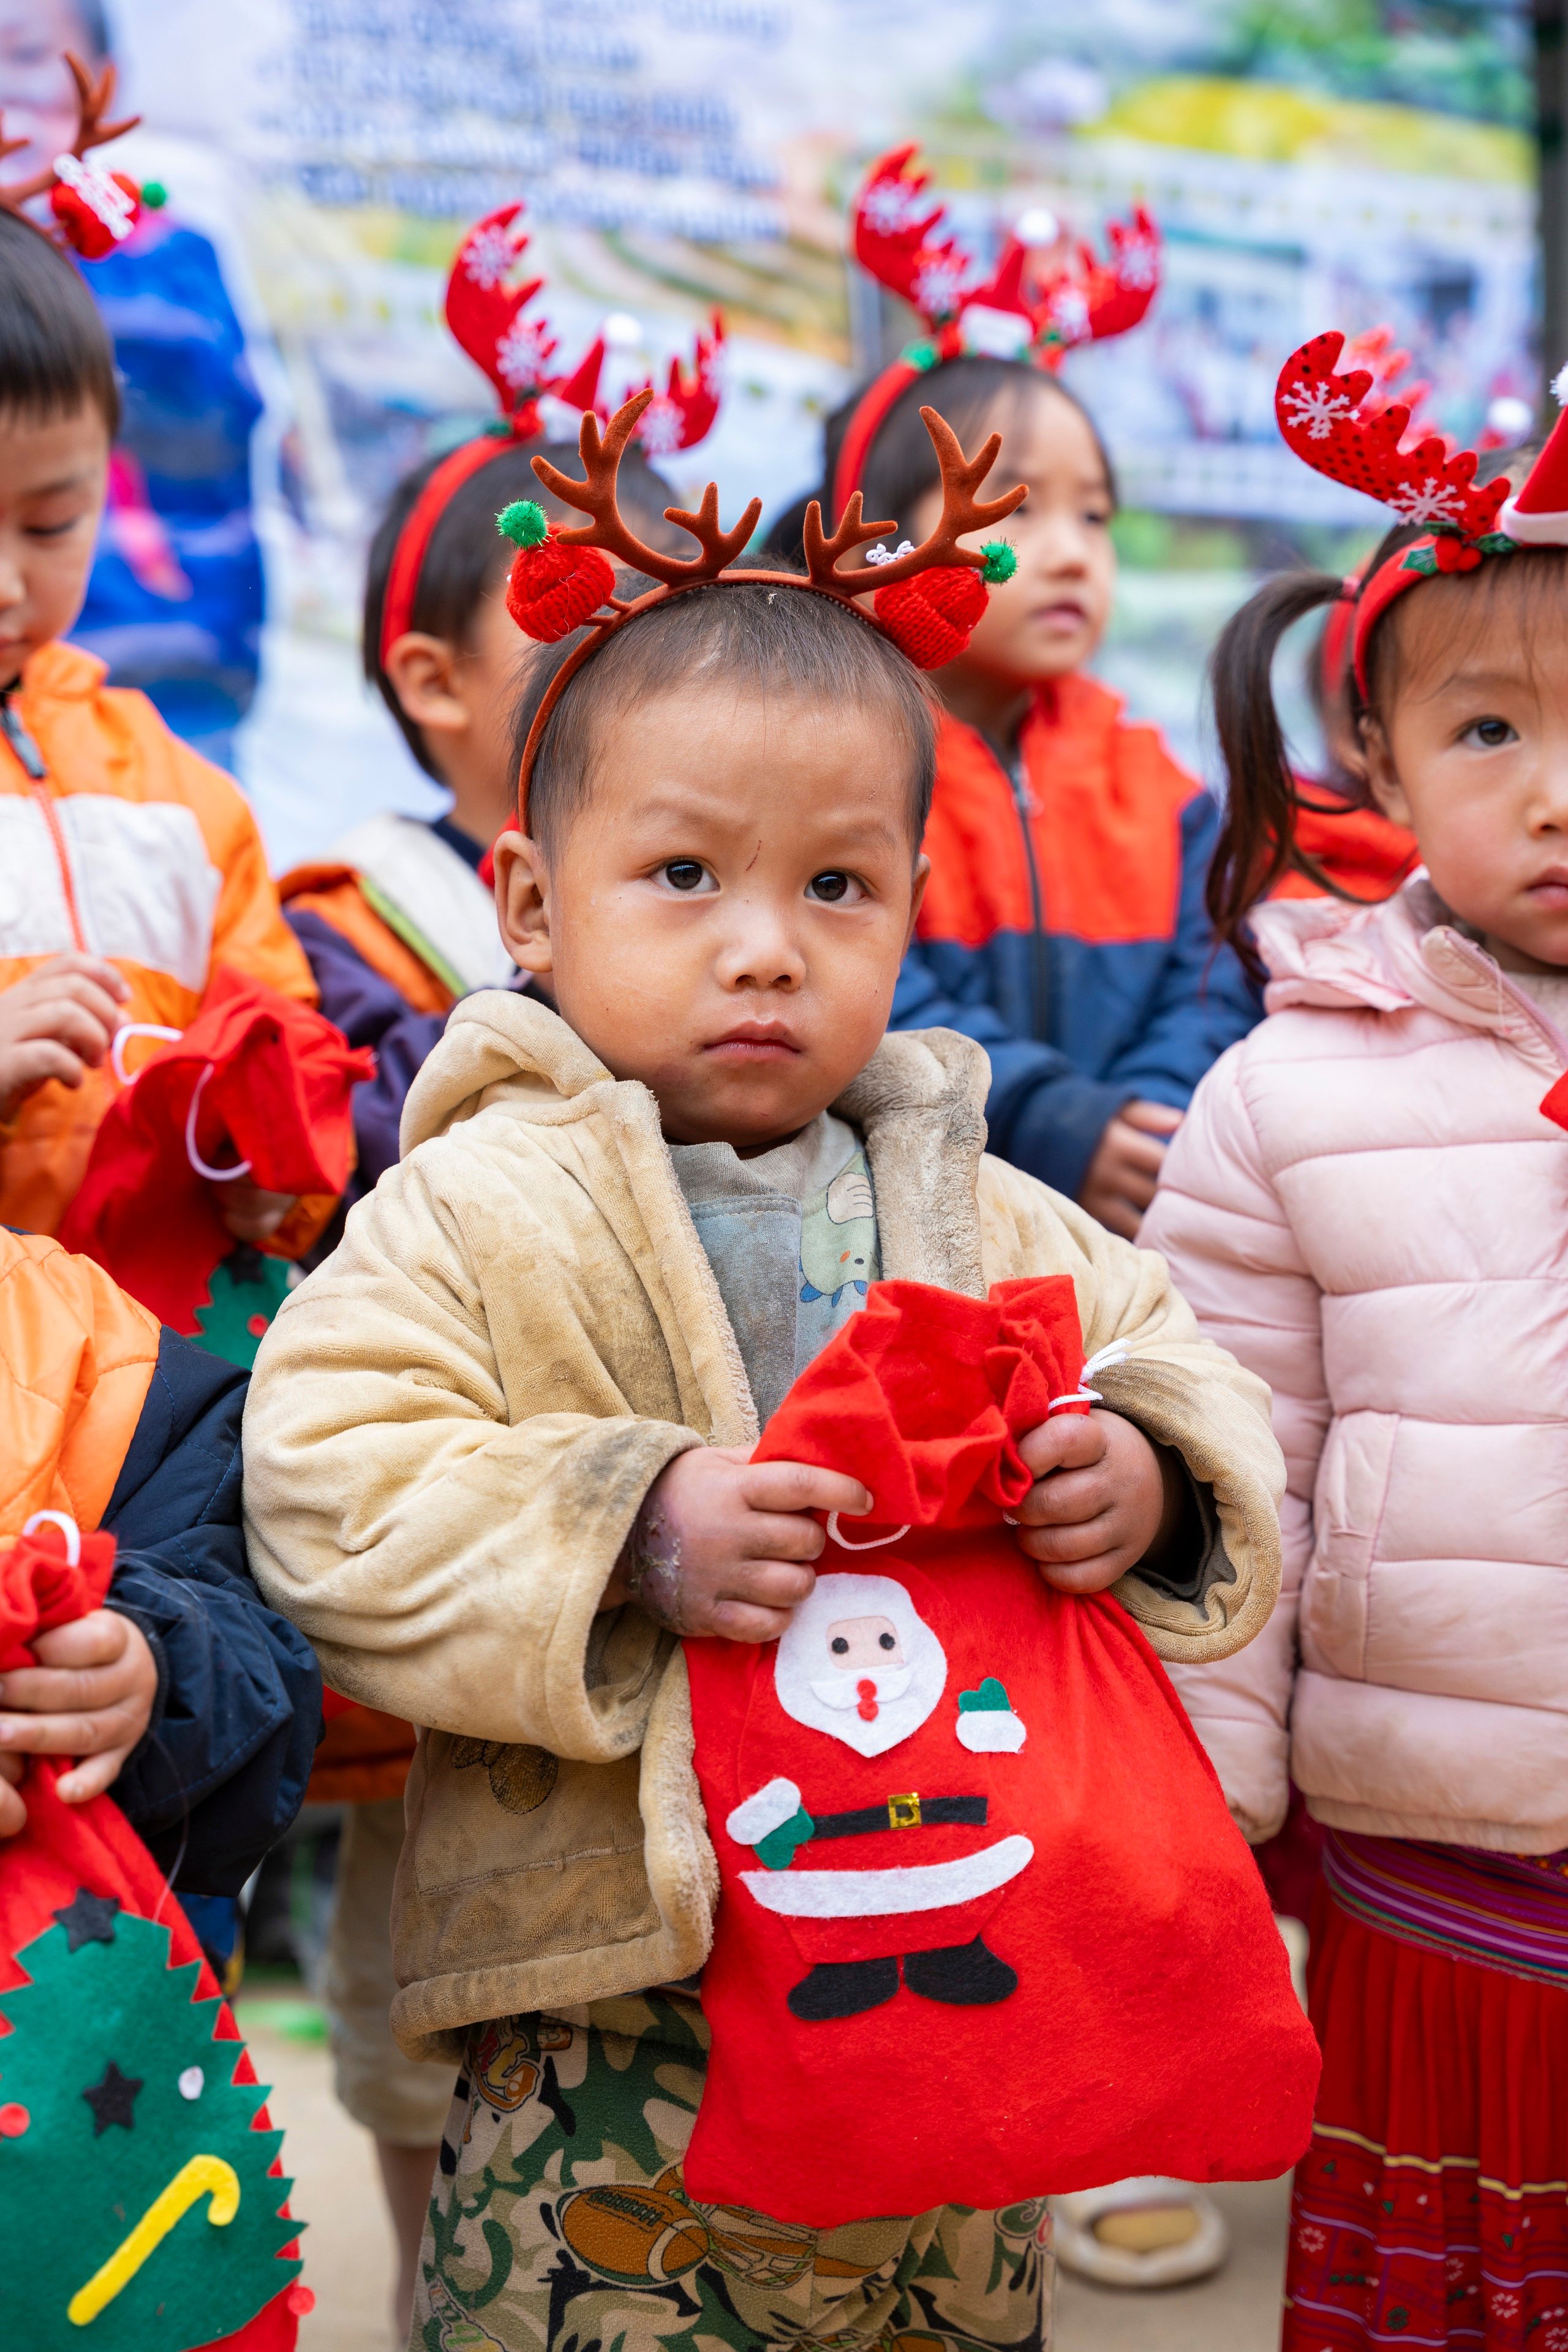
109;1025;252;1184
20;1510;81;1566
183;1065;252;1183
110;1022;182;1087
1046;1341;1130;1414
825;1510;910;1551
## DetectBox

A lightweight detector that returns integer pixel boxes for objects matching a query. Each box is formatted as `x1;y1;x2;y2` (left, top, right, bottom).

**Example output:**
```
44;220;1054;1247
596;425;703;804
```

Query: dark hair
1207;496;1568;976
511;581;939;856
0;210;120;437
765;355;1115;560
363;435;687;778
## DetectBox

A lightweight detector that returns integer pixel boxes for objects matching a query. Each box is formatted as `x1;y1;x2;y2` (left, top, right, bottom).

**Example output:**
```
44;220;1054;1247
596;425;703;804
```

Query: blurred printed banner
13;0;1525;848
100;1;1534;568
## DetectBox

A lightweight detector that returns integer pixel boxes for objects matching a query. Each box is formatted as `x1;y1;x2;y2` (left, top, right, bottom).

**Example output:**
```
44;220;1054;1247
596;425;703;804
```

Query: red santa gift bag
59;967;374;1334
0;1518;310;2351
683;1277;1319;2227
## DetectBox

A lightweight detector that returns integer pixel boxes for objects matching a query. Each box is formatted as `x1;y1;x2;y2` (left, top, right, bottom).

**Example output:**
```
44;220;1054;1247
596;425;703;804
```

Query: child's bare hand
1079;1099;1183;1238
0;1751;23;1837
0;954;128;1120
606;1445;872;1642
1011;1409;1181;1594
216;1177;296;1243
0;1610;159;1808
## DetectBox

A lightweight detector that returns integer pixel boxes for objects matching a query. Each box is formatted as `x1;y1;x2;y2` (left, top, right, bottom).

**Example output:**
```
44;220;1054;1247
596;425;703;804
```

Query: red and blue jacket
891;675;1259;1197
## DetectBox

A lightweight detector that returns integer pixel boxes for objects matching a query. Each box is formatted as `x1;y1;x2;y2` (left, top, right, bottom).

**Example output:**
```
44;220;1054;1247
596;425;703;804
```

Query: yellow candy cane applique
68;2153;240;2326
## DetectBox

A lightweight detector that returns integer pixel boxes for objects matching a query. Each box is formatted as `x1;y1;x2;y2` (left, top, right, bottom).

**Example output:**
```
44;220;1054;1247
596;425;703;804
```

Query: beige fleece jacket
243;995;1284;2058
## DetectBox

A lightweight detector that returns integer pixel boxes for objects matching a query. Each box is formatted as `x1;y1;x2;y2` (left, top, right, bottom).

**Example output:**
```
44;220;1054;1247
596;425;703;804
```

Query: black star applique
82;2061;143;2136
52;1890;121;1951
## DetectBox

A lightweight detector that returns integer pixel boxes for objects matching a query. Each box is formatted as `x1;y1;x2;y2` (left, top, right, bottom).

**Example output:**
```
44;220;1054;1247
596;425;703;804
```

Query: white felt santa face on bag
775;1573;950;1757
723;1569;1032;2021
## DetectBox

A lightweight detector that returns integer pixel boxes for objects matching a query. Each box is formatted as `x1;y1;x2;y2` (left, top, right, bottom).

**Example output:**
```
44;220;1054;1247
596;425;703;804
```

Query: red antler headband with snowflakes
0;53;161;260
1276;330;1568;694
495;390;1025;828
379;200;726;666
832;145;1160;522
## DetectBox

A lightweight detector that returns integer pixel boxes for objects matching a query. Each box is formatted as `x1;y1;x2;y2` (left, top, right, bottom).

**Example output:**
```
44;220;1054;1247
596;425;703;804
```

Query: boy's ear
383;632;471;737
1358;713;1413;829
903;852;931;954
493;831;554;974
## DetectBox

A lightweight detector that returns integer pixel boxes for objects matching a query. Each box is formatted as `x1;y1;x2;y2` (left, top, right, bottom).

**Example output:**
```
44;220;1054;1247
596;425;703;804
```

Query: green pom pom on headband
140;180;167;210
980;540;1017;585
497;499;549;551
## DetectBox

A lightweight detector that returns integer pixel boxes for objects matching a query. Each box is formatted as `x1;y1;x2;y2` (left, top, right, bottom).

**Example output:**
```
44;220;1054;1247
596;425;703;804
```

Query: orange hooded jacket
0;641;320;1241
0;1227;160;1540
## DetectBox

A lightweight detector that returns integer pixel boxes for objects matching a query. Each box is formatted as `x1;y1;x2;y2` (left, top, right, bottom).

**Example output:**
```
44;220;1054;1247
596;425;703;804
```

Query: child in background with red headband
805;150;1257;1242
243;394;1284;2352
1145;333;1568;2352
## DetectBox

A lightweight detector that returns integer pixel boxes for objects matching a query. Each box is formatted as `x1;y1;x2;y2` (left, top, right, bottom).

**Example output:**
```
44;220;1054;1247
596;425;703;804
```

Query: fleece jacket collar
401;989;994;1320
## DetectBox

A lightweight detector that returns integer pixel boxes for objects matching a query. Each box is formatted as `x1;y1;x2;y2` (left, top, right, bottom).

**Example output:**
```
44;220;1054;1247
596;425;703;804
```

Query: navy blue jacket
105;1332;321;1894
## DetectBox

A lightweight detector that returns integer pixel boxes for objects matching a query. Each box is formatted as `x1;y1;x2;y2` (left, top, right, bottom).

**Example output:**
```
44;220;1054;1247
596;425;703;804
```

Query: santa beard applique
731;1570;1032;2019
680;1276;1321;2229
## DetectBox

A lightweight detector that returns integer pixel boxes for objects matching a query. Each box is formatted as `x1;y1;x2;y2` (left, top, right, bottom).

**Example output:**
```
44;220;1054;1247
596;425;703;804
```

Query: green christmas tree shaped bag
0;1519;311;2351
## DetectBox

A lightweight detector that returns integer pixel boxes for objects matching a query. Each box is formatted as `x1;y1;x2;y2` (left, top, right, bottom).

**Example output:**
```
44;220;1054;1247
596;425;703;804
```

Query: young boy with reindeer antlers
242;391;1287;2352
276;201;722;2342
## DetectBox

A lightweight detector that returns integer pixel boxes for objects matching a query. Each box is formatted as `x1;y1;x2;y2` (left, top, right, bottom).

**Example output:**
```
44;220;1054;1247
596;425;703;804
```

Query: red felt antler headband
0;52;156;259
379;202;726;666
1276;330;1568;693
497;390;1025;827
832;145;1159;522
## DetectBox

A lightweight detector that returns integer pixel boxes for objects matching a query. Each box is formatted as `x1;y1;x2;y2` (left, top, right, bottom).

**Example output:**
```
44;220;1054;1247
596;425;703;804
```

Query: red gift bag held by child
0;1517;310;2351
683;1276;1319;2228
58;967;375;1336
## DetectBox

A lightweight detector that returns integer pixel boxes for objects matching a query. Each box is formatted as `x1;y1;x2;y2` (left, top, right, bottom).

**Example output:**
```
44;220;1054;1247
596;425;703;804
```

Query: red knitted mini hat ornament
379;202;727;665
0;53;147;259
496;500;617;641
502;391;1025;826
833;145;1160;519
1275;329;1568;692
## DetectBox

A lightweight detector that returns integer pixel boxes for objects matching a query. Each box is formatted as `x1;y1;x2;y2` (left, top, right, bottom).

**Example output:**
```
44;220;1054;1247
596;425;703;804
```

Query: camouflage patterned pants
410;1990;1053;2352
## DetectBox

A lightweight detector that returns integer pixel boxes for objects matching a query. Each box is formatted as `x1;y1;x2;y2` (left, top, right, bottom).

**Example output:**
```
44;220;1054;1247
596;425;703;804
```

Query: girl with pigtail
1144;331;1568;2351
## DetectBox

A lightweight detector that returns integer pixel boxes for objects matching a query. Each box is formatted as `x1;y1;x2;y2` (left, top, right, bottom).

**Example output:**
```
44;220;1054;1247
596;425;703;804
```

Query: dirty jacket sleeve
1139;1045;1327;1839
105;1331;323;1894
241;1151;701;1758
978;1147;1286;1670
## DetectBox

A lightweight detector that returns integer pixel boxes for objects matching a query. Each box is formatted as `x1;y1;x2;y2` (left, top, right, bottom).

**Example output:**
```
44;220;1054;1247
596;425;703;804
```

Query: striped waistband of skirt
1322;1827;1568;1988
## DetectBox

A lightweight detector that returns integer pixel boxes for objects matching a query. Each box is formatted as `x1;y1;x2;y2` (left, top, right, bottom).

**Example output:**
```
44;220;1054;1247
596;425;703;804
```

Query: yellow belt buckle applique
888;1793;921;1830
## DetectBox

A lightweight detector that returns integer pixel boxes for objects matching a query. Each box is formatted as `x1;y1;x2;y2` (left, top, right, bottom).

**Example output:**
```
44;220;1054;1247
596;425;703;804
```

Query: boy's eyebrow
616;790;905;845
19;470;99;499
1429;665;1532;693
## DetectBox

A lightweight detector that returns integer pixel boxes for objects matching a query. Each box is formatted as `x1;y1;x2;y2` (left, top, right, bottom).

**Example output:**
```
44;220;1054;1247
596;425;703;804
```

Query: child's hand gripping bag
0;1517;311;2351
682;1277;1319;2226
59;966;375;1337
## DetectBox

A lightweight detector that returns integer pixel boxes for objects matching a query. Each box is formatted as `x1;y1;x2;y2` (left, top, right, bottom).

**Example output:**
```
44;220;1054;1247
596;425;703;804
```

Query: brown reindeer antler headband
0;53;154;260
497;390;1025;824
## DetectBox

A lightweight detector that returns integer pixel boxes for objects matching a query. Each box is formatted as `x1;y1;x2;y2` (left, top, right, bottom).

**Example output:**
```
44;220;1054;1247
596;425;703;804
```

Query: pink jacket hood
1254;875;1568;1060
1141;874;1568;1854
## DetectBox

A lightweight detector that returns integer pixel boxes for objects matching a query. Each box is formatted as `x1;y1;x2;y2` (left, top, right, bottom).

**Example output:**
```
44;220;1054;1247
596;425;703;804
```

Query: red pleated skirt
1284;1842;1568;2351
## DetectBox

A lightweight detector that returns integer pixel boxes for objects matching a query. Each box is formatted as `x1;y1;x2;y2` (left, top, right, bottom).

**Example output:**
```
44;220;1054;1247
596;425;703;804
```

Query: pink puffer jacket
1142;876;1568;1853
